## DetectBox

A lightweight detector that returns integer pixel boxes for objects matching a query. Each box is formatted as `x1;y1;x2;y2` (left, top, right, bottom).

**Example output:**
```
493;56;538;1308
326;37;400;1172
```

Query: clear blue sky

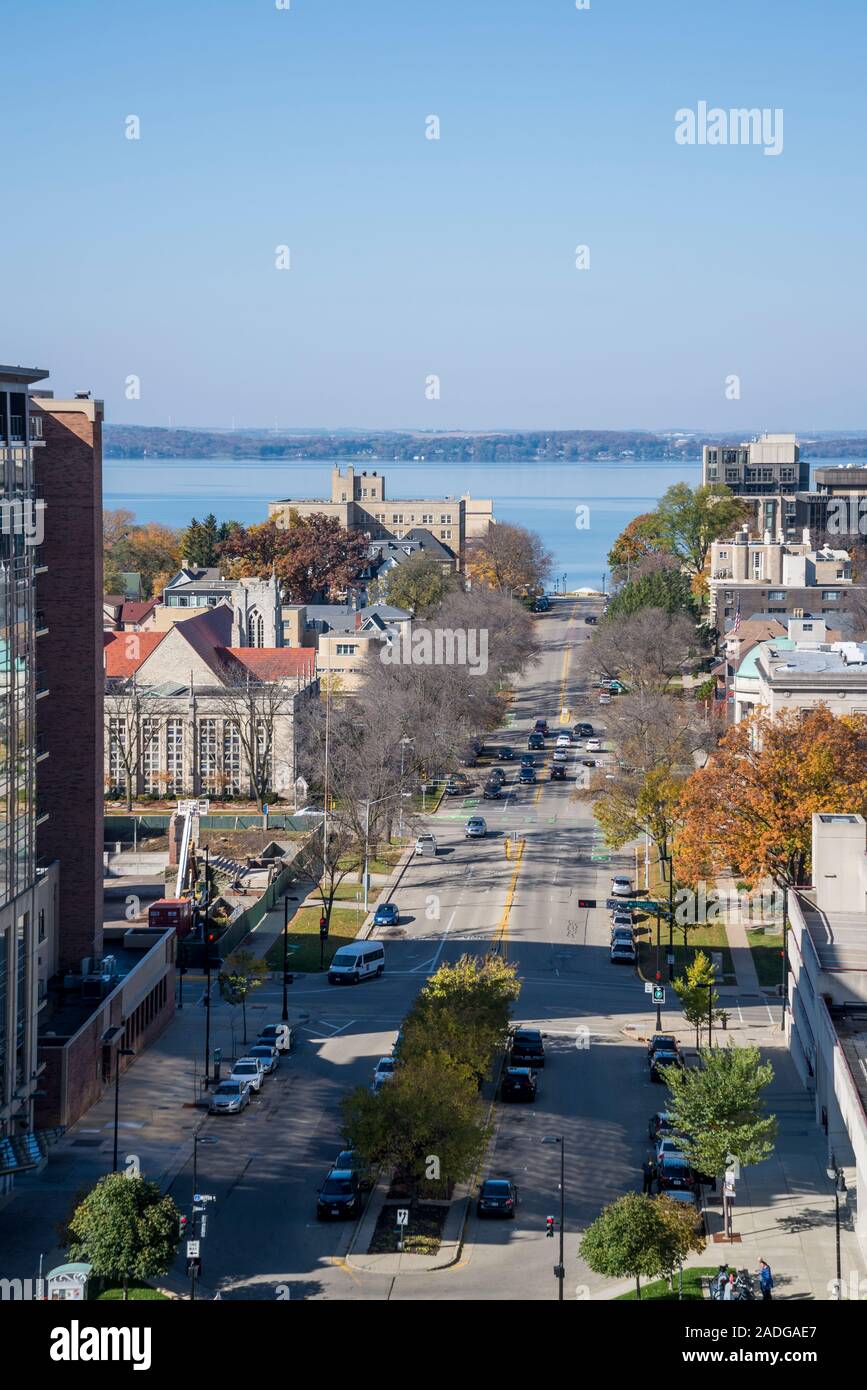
5;0;866;431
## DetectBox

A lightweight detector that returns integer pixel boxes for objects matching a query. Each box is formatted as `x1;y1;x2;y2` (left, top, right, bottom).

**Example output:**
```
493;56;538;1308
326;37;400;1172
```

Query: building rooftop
794;893;867;974
760;643;867;678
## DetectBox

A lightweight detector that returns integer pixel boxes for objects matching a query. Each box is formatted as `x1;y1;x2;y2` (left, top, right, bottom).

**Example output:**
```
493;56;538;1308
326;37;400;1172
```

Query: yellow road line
493;839;524;960
558;598;579;723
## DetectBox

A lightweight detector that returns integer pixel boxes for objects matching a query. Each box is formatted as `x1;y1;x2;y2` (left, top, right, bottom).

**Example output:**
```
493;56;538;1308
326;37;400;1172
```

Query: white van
414;833;437;856
328;942;386;986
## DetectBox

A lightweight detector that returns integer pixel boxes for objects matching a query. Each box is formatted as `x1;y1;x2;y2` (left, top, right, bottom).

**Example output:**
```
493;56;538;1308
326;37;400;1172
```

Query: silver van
328;942;386;985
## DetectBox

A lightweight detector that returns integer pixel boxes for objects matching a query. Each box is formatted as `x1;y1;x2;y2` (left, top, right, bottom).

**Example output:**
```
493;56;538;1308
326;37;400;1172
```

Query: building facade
709;526;858;630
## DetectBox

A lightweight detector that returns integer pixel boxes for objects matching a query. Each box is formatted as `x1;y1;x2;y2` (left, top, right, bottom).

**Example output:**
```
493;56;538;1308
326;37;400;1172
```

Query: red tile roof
104;631;166;676
223;647;316;681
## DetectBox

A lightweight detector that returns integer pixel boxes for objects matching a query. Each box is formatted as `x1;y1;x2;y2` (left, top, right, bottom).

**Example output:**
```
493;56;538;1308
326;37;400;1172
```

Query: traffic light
577;899;596;909
319;915;328;939
546;1215;555;1238
179;1215;188;1240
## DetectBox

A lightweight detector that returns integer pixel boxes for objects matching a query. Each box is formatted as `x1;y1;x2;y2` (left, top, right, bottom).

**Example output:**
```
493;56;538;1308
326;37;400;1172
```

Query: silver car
465;816;487;838
247;1043;279;1074
230;1057;265;1093
209;1080;251;1114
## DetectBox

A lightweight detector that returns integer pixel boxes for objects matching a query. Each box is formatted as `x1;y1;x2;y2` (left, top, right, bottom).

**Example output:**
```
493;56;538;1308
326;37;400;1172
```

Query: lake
103;455;856;592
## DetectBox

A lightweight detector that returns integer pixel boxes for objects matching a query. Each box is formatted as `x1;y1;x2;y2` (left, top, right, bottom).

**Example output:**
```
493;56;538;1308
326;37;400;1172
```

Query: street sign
396;1208;409;1227
193;1193;216;1204
186;1240;200;1258
199;1215;208;1238
652;986;665;1004
606;897;671;916
644;982;653;994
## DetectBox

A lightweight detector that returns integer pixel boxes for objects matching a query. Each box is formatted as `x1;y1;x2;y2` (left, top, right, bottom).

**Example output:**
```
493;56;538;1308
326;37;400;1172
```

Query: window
769;590;785;601
141;717;161;794
247;609;264;647
822;591;840;601
198;718;219;794
223;721;241;795
38;909;45;943
440;529;452;540
440;514;448;524
166;717;184;795
109;717;127;789
751;554;764;579
335;643;358;656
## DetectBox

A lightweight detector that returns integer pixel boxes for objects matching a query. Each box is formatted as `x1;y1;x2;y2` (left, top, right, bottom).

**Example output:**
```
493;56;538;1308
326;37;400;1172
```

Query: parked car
465;816;487;838
611;926;634;946
648;1110;678;1141
610;874;634;897
256;1023;294;1053
656;1135;687;1163
659;1186;701;1218
610;942;636;965
476;1178;518;1218
497;746;515;761
518;765;536;784
459;750;479;768
649;1049;684;1083
656;1154;697;1192
510;1027;545;1068
584;615;598;625
443;779;465;797
483;780;502;800
414;833;437;856
316;1169;361;1221
373;901;400;927
550;763;567;780
230;1057;265;1093
209;1079;251;1114
246;1043;279;1074
334;1149;373;1190
587;738;603;752
647;1033;680;1059
528;732;546;750
500;1067;537;1102
372;1056;397;1091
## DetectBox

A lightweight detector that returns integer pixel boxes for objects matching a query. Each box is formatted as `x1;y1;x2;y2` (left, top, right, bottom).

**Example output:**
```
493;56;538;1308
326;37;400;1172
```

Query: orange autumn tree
675;705;867;889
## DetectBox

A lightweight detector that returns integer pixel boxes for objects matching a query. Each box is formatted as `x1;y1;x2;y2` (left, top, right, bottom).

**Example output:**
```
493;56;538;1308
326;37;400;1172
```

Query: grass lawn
747;926;786;988
96;1283;168;1301
635;916;736;985
319;880;381;905
615;1266;717;1301
265;905;363;972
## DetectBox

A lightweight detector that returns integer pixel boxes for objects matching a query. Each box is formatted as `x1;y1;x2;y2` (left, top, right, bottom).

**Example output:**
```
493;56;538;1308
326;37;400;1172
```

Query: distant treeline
103;425;867;463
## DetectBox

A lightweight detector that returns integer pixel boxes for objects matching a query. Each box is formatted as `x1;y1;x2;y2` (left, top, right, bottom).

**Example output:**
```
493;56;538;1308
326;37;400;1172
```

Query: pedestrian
712;1264;728;1300
642;1154;655;1194
758;1259;774;1301
723;1272;736;1300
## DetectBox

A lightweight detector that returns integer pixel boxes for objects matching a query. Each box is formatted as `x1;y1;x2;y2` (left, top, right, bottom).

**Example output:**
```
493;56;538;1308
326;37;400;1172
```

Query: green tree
381;553;456;616
654;483;749;581
579;1192;705;1300
606;567;698;620
671;950;720;1045
65;1173;180;1299
218;949;269;1043
595;768;685;879
181;514;221;567
399;953;520;1083
661;1044;778;1182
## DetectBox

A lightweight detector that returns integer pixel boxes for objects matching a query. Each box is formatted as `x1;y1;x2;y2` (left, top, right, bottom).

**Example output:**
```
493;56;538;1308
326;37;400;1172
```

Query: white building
732;618;867;723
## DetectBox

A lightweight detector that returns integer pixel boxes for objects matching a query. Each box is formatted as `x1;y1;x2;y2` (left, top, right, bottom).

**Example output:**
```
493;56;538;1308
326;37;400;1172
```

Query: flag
732;601;741;635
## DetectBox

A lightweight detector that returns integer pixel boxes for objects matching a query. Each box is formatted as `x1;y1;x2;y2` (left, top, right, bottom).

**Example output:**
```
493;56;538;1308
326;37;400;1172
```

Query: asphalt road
184;597;770;1301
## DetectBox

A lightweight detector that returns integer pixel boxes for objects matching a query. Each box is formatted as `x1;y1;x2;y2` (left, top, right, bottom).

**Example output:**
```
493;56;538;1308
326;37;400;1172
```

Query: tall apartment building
708;525;860;630
702;432;809;494
704;433;867;541
268;465;494;561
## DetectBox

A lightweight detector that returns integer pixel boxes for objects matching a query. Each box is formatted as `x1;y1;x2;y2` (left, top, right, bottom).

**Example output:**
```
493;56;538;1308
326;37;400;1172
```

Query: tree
595;768;686;879
654;483;749;581
579;1192;704;1300
676;706;867;889
606;568;698;620
466;522;552;596
604;690;711;775
400;954;520;1083
607;513;670;574
104;677;164;810
181;514;221;567
110;521;183;598
381;553;457;615
210;667;299;811
582;608;701;693
661;1044;778;1182
218;949;269;1043
65;1172;180;1300
671;950;720;1047
220;514;368;601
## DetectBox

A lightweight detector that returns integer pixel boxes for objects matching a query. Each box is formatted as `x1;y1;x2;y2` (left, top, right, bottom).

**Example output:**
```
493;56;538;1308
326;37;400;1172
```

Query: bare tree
466;522;553;595
580;608;702;693
104;677;164;811
210;667;298;811
605;690;714;775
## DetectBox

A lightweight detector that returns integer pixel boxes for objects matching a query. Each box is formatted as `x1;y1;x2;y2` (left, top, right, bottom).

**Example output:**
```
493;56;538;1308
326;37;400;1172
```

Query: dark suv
528;732;545;751
500;1067;538;1102
510;1027;545;1068
316;1169;361;1220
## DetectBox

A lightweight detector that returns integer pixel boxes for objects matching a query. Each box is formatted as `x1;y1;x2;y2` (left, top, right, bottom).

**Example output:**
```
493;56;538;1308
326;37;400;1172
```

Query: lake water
103;455;857;592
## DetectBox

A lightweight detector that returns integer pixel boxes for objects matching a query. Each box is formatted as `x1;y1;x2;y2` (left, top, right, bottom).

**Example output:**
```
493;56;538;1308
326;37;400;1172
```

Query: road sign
644;982;653;994
606;898;670;915
186;1240;200;1258
396;1208;409;1227
652;986;665;1004
193;1193;216;1204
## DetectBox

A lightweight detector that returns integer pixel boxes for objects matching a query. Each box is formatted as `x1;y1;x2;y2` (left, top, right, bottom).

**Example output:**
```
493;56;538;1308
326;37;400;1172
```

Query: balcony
36;734;49;763
8;414;24;441
35;610;48;637
28;414;44;441
35;669;49;699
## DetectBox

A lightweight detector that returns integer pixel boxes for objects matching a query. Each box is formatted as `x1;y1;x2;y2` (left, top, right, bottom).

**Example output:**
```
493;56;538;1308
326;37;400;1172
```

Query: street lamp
542;1135;566;1302
826;1155;847;1299
362;791;408;912
281;891;291;1020
112;1046;135;1172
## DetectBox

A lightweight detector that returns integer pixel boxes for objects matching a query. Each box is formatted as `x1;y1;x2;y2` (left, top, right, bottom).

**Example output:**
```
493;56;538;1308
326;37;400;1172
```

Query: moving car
483;780;502;800
316;1169;361;1221
584;615;598;625
556;733;571;748
328;941;386;985
550;763;567;780
520;752;536;767
497;746;515;761
465;816;487;838
500;1067;538;1102
611;926;634;946
247;1043;279;1074
528;732;545;751
209;1079;251;1114
532;596;551;613
443;779;465;797
587;738;602;752
649;1049;684;1083
230;1057;265;1093
533;719;549;736
610;941;636;965
489;767;506;785
256;1022;294;1053
373;901;400;927
509;1027;545;1068
372;1056;397;1091
476;1178;518;1218
552;749;568;763
610;874;634;897
414;832;438;856
574;722;594;737
580;758;597;768
518;765;536;784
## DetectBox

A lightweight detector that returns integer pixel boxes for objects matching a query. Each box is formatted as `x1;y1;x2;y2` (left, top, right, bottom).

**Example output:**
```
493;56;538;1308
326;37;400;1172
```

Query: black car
649;1049;684;1083
497;746;515;761
500;1067;538;1102
334;1149;373;1190
533;719;549;736
510;1027;545;1068
574;722;594;738
584;615;598;625
527;732;545;750
520;752;536;766
518;765;536;785
477;1178;518;1218
316;1169;361;1220
483;781;502;800
443;779;465;797
656;1154;697;1192
550;763;567;780
489;766;506;785
647;1033;680;1060
581;757;597;768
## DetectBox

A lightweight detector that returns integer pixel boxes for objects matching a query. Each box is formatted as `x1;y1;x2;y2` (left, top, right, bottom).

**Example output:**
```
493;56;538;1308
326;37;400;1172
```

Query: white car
610;941;636;964
247;1043;279;1074
587;738;602;752
556;734;571;748
610;875;634;897
552;749;568;763
230;1057;265;1093
372;1056;397;1092
599;694;611;705
414;833;437;856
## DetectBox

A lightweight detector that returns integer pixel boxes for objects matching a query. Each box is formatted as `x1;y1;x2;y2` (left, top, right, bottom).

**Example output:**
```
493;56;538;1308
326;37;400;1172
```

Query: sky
4;0;866;432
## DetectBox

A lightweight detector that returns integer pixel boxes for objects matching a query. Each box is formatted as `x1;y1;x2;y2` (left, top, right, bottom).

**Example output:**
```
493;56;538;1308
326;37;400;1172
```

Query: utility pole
780;883;788;1031
281;892;290;1022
